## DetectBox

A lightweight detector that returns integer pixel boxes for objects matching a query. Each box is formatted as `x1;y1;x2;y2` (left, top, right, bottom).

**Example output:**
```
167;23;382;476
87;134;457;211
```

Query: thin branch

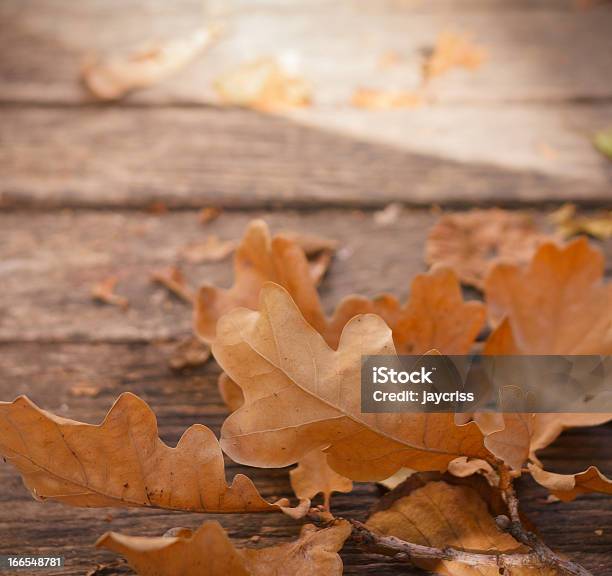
499;466;593;576
351;520;541;569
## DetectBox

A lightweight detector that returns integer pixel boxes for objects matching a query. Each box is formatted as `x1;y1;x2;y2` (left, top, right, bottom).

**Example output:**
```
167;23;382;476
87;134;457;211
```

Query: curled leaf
152;266;194;304
528;464;612;502
0;393;299;514
215;283;490;481
83;25;222;101
97;519;351;576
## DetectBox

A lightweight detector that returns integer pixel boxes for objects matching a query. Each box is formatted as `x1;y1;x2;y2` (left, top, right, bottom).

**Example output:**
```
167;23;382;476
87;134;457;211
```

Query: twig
351;520;542;569
498;467;594;576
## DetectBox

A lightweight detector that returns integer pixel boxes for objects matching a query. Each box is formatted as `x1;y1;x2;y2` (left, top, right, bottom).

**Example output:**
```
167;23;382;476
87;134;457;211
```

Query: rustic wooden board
2;0;612;105
1;106;611;210
1;209;610;342
0;341;610;576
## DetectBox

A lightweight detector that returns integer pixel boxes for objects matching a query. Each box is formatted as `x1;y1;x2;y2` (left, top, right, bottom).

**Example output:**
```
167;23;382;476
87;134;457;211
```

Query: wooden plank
0;209;435;341
1;106;611;210
2;0;612;105
0;341;610;575
1;208;611;342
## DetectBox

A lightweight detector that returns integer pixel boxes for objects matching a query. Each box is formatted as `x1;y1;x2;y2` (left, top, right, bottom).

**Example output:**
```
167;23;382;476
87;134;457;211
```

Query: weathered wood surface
1;105;611;210
0;341;610;576
1;0;612;207
3;0;612;104
1;0;612;574
2;209;610;342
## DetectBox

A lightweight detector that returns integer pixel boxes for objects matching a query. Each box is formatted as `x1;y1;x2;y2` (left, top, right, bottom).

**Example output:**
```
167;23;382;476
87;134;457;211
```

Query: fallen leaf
595;529;604;536
593;127;612;160
0;392;303;515
528;464;612;502
215;283;490;481
423;32;487;80
447;456;494;479
426;209;551;289
373;203;403;226
199;207;222;224
290;449;353;510
215;58;312;111
195;220;327;343
484;237;612;352
481;239;612;469
549;203;612;240
180;236;237;263
82;25;222;101
98;519;350;576
91;276;129;309
152;266;194;304
169;336;211;371
196;221;485;355
366;478;551;576
69;384;101;398
351;88;422;109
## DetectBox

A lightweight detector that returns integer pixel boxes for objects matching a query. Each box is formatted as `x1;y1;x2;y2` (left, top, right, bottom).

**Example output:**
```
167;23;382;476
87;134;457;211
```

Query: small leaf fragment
82;25;223;101
91;276;129;309
593;128;612;160
169;336;211;371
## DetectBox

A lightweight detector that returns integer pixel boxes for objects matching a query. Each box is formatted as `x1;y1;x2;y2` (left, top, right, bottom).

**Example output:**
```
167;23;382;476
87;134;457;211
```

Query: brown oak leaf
290;449;353;510
197;220;485;355
366;478;554;576
97;520;351;576
480;238;611;476
0;393;304;515
528;464;612;502
214;283;490;481
426;209;551;289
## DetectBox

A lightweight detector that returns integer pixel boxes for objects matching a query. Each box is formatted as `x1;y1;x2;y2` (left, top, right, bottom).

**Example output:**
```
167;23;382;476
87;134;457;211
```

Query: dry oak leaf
528;464;612;502
91;276;129;309
426;209;550;289
0;392;304;515
214;283;490;481
196;220;485;355
169;336;211;371
82;25;222;101
481;238;611;474
195;220;330;344
290;449;353;510
98;520;350;576
366;479;554;576
214;58;312;111
484;237;611;350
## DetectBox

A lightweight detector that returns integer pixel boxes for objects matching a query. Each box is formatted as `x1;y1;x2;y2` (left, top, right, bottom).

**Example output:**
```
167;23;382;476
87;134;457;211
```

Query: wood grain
1;106;611;210
2;0;612;105
0;341;610;576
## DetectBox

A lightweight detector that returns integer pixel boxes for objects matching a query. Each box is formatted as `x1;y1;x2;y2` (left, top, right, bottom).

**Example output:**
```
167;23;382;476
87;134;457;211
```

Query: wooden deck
0;1;611;574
